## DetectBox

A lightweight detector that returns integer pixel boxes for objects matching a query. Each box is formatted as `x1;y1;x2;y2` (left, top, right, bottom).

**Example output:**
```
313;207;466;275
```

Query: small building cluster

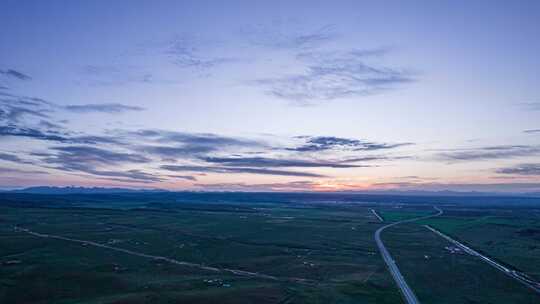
203;278;231;288
444;246;463;254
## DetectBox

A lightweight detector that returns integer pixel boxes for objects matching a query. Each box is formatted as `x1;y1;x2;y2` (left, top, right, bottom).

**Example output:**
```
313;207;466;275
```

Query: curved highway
374;206;443;304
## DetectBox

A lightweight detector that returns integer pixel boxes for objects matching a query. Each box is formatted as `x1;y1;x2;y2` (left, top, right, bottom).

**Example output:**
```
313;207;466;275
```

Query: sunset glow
1;1;540;193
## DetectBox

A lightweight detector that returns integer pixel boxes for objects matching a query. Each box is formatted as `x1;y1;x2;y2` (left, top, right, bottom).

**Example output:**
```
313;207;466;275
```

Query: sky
1;0;540;192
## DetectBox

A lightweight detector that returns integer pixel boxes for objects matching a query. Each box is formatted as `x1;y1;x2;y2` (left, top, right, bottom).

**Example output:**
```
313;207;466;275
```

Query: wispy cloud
497;163;540;176
161;164;326;177
0;166;48;175
287;136;413;152
82;64;157;86
0;125;69;142
200;156;366;168
64;103;145;114
0;69;31;81
0;94;52;124
195;181;318;191
255;48;414;103
38;120;64;130
79;35;236;86
165;174;197;181
0;125;123;145
0;152;23;163
1;84;408;184
520;102;540;111
0;152;33;164
438;145;540;161
43;146;150;169
130;129;264;158
140;145;217;158
34;146;161;183
1;91;143;133
0;106;50;123
132;129;261;146
243;24;338;50
0;92;146;153
83;169;164;183
523;129;540;134
166;35;236;70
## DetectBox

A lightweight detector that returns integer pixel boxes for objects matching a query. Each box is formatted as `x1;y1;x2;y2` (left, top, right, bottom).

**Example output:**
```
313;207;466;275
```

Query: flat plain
0;192;539;303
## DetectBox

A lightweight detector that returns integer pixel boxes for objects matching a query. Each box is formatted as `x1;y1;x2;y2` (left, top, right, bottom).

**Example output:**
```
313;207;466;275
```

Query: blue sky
1;0;540;192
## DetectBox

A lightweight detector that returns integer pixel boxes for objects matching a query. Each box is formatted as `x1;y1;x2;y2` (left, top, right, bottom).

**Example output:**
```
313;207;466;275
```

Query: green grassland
418;208;540;282
1;194;539;303
0;202;401;304
383;223;538;304
378;208;432;222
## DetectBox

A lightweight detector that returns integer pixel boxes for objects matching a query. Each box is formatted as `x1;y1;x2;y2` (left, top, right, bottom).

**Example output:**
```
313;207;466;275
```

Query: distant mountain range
6;186;168;194
3;186;540;197
343;189;540;197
